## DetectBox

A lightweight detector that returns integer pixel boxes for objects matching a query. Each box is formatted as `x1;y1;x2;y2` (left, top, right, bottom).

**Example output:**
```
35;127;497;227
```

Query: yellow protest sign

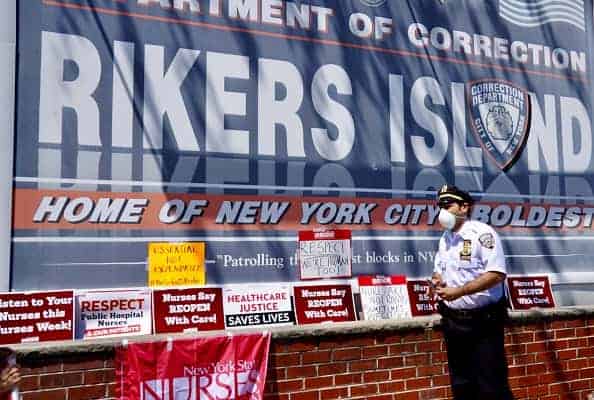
148;242;206;287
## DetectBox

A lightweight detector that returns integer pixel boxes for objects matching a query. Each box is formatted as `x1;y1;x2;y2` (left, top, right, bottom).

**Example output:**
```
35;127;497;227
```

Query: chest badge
459;240;472;261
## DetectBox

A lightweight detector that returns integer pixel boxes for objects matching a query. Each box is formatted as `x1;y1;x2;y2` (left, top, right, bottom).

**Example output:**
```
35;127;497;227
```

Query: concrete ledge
507;305;594;324
12;306;594;362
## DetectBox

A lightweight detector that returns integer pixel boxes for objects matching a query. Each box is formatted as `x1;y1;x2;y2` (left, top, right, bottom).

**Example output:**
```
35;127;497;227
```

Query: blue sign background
12;0;594;294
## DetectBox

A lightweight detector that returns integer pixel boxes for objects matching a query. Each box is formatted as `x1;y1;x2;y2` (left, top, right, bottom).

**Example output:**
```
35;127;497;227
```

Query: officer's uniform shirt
433;219;506;310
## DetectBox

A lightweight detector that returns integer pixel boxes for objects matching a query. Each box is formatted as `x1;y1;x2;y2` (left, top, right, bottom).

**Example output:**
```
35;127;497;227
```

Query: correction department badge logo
468;80;530;170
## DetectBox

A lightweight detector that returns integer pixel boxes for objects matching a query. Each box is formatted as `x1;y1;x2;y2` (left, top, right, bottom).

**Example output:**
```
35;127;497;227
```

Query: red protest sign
507;276;555;310
293;284;356;324
153;287;224;333
0;290;74;345
406;280;437;316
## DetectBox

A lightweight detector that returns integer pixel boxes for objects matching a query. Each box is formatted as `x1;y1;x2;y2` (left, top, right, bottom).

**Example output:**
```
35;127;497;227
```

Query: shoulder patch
479;233;494;249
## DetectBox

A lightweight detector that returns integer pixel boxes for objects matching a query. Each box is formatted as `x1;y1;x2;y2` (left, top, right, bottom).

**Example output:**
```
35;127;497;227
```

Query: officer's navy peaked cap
437;185;474;206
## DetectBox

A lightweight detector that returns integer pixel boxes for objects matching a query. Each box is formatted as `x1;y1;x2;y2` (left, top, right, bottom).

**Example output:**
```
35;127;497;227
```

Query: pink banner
116;333;271;400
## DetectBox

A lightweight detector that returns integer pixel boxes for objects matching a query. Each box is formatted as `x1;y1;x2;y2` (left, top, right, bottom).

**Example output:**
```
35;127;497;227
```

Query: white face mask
438;208;457;230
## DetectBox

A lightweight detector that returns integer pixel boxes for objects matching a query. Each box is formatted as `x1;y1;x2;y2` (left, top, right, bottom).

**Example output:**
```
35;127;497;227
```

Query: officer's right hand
427;274;443;296
431;275;442;287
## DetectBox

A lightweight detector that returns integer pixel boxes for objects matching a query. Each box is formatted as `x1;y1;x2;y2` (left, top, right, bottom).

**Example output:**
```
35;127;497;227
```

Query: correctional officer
430;185;513;400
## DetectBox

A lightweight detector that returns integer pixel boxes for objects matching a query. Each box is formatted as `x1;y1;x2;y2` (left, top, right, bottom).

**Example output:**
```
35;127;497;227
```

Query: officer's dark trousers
439;301;514;400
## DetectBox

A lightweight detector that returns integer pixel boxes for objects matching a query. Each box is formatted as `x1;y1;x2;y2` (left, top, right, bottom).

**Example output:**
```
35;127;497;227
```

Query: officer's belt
437;298;506;321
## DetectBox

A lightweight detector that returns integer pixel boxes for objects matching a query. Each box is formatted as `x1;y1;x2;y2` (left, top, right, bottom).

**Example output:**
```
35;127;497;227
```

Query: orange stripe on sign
12;188;438;232
14;188;591;232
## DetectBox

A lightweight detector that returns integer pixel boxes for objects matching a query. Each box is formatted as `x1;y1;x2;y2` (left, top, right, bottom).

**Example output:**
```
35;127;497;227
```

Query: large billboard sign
12;0;594;290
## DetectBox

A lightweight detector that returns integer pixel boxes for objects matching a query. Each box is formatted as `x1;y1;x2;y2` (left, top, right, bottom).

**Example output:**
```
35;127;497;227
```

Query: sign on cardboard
298;230;352;280
148;242;206;287
358;275;412;320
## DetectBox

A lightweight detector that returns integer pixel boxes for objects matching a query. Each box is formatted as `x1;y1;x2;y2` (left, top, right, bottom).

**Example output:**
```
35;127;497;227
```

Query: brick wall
19;354;116;400
14;308;594;400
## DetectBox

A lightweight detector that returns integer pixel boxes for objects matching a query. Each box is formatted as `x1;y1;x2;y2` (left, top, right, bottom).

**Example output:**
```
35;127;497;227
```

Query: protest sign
293;284;356;324
358;275;412;320
298;229;352;280
148;242;206;287
117;333;271;400
153;287;224;333
0;290;73;345
76;289;152;339
406;280;437;316
223;284;294;329
507;276;556;310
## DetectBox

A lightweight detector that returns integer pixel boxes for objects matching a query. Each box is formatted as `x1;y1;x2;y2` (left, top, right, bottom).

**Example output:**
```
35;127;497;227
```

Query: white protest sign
76;288;152;339
223;284;294;329
298;229;352;280
358;275;412;320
